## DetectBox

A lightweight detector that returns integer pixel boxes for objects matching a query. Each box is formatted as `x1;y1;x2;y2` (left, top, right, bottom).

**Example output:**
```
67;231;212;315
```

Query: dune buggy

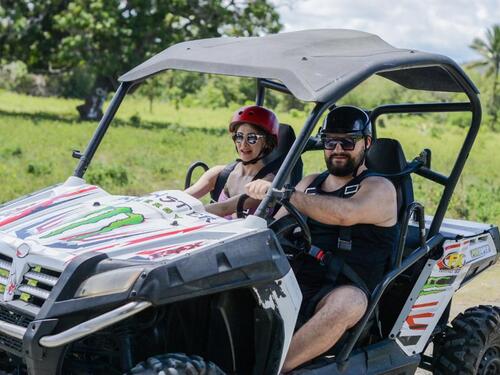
0;29;498;375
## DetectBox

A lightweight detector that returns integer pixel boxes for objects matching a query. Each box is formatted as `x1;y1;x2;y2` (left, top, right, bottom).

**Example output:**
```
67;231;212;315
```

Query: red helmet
229;105;279;144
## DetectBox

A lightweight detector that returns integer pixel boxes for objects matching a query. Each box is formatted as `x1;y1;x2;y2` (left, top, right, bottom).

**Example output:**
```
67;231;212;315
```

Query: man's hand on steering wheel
245;180;311;252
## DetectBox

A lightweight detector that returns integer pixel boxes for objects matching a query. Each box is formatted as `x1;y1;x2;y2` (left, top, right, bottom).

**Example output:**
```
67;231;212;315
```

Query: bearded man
245;105;398;373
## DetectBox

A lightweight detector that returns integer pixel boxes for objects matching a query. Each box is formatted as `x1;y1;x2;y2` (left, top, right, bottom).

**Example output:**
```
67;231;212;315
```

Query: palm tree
469;25;500;130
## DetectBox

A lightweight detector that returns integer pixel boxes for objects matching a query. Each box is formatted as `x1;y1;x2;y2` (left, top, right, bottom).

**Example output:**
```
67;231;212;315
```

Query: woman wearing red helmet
185;105;279;218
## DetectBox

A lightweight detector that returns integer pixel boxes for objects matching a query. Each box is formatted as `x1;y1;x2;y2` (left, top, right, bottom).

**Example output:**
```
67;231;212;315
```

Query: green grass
0;89;499;225
0;89;309;130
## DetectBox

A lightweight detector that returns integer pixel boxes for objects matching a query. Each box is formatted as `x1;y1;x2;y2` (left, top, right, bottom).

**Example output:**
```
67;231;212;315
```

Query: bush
197;81;227;109
51;66;97;99
15;74;48;96
0;61;28;90
0;61;53;97
27;163;52;176
0;147;22;158
129;114;142;127
86;165;129;187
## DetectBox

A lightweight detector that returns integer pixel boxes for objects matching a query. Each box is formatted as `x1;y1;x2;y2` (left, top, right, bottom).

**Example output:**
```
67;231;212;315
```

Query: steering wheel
236;192;311;253
269;199;311;254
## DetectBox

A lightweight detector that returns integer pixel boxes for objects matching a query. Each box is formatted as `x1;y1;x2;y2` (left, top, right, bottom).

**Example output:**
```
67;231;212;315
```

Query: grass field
1;89;499;225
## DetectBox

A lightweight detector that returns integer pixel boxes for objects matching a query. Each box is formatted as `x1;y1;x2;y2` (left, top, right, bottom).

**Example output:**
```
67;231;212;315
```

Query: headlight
75;267;144;298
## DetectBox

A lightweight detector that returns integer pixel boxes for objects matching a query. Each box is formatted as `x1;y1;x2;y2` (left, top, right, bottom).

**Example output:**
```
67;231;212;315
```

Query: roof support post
370;102;473;139
73;82;131;178
258;79;292;95
256;79;266;106
428;66;482;237
255;101;331;217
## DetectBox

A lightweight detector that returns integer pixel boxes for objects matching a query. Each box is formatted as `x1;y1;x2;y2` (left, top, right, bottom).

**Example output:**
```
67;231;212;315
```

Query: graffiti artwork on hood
127;239;214;261
40;206;144;243
0;186;100;229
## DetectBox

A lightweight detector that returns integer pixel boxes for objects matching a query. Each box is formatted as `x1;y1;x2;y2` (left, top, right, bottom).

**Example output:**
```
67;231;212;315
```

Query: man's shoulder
302;172;322;181
360;175;397;195
296;173;323;191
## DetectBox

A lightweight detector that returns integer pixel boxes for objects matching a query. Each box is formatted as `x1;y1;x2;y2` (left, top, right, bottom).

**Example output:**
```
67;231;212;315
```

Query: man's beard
325;151;363;177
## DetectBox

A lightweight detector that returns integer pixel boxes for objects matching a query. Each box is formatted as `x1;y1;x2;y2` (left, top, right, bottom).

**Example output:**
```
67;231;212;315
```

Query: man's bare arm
246;174;318;219
272;174;318;219
290;177;397;226
246;176;397;226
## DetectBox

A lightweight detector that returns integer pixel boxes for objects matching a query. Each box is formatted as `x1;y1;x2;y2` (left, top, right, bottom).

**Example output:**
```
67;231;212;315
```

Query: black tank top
306;170;399;291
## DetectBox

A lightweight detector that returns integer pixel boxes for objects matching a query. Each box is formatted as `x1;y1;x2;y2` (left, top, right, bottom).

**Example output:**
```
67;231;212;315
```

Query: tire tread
433;305;500;375
128;353;225;375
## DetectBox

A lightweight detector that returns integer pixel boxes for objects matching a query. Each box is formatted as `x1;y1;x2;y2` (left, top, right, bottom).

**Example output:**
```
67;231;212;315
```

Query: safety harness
300;171;372;319
210;159;280;203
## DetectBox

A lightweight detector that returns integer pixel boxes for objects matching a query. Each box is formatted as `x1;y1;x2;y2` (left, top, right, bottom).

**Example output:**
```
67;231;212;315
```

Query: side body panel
391;232;497;355
254;269;302;374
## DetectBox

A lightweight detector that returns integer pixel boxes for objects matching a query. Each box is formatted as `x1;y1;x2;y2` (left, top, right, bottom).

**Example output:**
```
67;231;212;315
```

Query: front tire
433;305;500;375
128;353;225;375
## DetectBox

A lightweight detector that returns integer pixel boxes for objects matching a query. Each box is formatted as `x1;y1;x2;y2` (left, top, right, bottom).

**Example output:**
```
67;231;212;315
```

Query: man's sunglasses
232;132;265;145
322;136;363;151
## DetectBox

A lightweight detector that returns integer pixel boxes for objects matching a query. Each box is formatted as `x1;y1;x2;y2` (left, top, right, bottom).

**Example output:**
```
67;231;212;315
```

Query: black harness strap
304;171;330;195
303;249;370;319
210;161;238;203
307;247;370;295
211;157;281;204
252;160;277;181
305;171;366;251
337;227;353;251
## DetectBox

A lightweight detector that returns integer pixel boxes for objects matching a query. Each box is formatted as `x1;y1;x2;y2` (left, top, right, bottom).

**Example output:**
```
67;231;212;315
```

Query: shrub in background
0;61;28;90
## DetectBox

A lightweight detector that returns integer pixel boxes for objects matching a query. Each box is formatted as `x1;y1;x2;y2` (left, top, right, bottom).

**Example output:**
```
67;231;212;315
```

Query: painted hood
0;177;261;272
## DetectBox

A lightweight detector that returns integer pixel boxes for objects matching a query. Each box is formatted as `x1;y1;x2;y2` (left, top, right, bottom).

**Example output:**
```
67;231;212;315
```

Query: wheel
128;353;225;375
433;305;500;375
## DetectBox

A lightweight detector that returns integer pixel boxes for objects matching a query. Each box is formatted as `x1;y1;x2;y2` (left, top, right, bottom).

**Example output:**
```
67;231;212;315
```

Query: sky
273;0;500;63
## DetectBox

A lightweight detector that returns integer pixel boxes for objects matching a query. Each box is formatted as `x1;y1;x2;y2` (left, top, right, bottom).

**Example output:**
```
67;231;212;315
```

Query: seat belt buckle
337;238;352;251
308;246;326;264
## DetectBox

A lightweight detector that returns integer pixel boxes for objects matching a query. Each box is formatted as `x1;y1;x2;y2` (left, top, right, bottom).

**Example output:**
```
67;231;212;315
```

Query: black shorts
290;254;369;330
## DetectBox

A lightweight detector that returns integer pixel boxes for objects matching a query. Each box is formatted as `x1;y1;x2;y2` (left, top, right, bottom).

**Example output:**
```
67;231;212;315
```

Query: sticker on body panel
396;291;449;352
470;244;492;259
126;239;215;261
185;211;225;224
41;206;144;241
139;192;198;215
439;235;496;271
418;275;457;296
464;235;495;264
437;252;465;270
0;186;101;228
395;247;471;354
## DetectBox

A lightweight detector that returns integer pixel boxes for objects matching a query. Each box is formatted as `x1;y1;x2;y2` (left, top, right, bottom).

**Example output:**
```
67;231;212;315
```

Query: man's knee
317;285;368;327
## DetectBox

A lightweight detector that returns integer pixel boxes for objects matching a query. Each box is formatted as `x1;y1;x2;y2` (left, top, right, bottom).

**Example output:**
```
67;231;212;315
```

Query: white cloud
273;0;500;63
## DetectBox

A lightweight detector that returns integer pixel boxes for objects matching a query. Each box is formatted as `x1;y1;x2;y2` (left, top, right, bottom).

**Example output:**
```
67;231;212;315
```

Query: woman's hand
245;179;272;200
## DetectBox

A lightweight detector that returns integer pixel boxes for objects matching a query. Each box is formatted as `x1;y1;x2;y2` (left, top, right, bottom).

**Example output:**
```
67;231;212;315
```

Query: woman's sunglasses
322;136;363;151
232;132;266;145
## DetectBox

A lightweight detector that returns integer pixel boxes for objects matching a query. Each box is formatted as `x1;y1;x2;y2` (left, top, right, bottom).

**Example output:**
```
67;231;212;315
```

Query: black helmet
320;105;372;136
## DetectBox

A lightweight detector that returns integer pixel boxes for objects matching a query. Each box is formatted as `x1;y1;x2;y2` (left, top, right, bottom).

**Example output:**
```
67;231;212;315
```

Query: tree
0;0;282;119
469;24;500;130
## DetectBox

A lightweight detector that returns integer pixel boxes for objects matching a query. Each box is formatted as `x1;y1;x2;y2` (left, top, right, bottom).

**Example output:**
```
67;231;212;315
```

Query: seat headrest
365;138;407;174
262;123;296;164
